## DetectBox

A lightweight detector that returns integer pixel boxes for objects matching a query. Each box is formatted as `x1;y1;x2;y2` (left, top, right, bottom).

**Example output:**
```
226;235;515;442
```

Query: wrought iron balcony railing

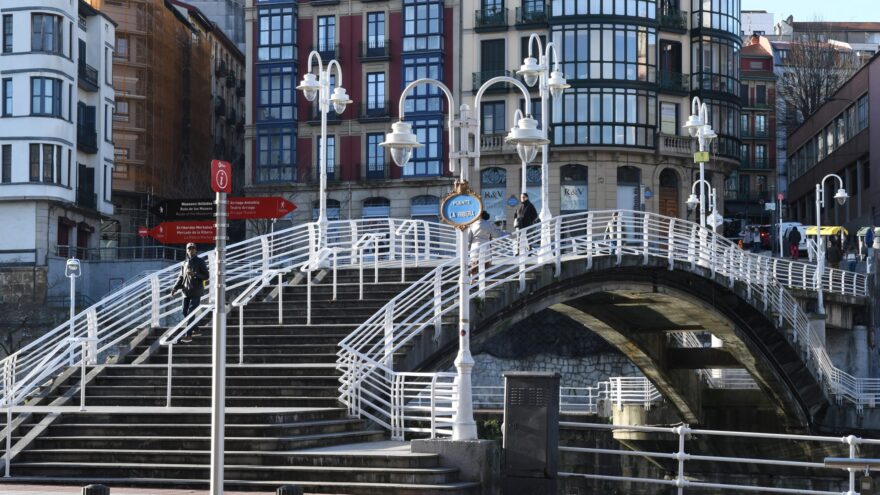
475;8;508;29
515;4;548;24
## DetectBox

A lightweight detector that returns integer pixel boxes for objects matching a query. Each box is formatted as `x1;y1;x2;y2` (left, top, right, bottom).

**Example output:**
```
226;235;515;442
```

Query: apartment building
460;0;742;225
0;0;115;301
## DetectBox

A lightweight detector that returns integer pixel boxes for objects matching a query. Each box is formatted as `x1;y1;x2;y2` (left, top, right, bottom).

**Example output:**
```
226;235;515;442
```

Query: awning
857;227;880;236
77;222;95;233
58;217;76;227
805;226;848;236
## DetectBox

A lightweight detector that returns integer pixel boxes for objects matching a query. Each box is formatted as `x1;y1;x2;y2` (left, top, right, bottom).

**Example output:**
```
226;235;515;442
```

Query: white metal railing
472;379;661;415
560;420;880;495
337;210;876;440
0;218;457;411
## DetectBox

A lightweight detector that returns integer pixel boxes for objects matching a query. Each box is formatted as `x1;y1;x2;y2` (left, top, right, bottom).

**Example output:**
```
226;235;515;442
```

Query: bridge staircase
1;267;479;494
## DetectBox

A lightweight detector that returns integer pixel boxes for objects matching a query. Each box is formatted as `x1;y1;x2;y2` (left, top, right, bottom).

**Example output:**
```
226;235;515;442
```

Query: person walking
514;193;539;253
846;247;858;272
170;242;210;343
469;211;503;275
866;224;876;274
788;226;802;261
751;227;761;253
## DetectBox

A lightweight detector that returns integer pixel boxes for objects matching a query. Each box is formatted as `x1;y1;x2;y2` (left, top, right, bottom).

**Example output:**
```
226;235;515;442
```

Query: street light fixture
381;75;543;441
65;258;82;366
687;179;720;231
814;173;848;315
518;33;569;244
296;52;351;250
684;97;717;229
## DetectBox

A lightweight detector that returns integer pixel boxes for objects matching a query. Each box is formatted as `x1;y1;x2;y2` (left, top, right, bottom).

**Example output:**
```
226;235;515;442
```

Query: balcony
215;61;228;77
365;163;389;180
658;71;689;94
472;69;512;93
226;74;236;88
358;101;392;122
656;133;693;157
307;105;342;125
77;126;98;154
214;96;226;118
480;133;515;154
359;40;391;61
515;4;548;26
659;9;687;31
741;130;768;139
236;79;246;98
311;44;340;62
78;63;99;92
740;159;770;170
475;8;508;31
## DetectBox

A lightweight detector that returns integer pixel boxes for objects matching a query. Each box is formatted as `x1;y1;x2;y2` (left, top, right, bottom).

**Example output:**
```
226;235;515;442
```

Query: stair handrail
394;220;426;282
337;210;879;440
0;219;457;410
354;233;384;300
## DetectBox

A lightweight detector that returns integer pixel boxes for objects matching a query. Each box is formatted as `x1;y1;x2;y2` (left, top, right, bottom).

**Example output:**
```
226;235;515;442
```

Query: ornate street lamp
814;173;848;314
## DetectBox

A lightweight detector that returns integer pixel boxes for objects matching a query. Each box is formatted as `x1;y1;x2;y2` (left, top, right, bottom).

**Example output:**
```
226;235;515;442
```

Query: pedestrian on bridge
514;193;538;253
788;227;802;261
469;211;503;275
170;242;210;343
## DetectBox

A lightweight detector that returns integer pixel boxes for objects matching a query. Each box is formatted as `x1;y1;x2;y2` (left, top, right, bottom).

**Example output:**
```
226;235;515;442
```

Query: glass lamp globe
517;57;541;87
683;113;703;137
834;188;848;205
516;143;538;163
547;70;570;100
296;73;320;102
329;87;352;114
686;193;700;210
380;121;423;168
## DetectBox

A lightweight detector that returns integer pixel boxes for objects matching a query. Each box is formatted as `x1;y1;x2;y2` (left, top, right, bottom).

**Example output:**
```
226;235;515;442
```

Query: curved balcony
475;8;508;31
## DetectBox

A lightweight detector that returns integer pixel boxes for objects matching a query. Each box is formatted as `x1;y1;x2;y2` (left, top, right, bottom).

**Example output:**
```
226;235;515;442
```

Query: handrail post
332;250;338;301
401;232;407;282
260;236;270;275
149;274;161;328
86;309;98;365
239;307;244;365
166;344;173;407
430;375;437;439
554;219;562;276
688;224;697;272
433;268;442;336
374;241;379;283
518;233;527;293
278;273;284;324
79;341;88;411
384;303;394;368
667;219;676;271
359;246;365;301
615;212;622;266
586;212;594;269
306;269;312;326
415;224;421;268
350;220;358;265
4;408;11;477
641;213;649;265
388;218;396;262
675;424;689;495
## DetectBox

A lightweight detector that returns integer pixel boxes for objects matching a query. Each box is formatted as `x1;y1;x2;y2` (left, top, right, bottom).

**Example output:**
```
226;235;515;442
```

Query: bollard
276;485;304;495
81;484;110;495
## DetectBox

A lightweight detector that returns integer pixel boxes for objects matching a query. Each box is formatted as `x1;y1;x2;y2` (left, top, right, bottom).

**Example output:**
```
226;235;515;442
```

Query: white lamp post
297;51;351;250
65;258;81;366
381;77;546;441
814;173;848;314
686;179;720;231
517;33;569;237
683;97;717;228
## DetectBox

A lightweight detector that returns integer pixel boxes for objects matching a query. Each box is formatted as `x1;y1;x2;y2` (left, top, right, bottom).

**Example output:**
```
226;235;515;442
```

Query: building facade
0;0;115;300
459;0;741;227
180;0;245;53
787;52;878;229
244;0;460;225
86;0;214;249
728;34;775;225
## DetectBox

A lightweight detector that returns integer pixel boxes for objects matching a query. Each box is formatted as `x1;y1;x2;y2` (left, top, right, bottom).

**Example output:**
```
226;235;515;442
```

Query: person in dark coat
788;227;802;260
170;242;210;342
514;193;539;231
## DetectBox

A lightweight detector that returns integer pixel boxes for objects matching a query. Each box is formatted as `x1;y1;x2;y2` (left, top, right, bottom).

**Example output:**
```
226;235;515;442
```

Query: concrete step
97;365;340;378
90;375;339;387
148;344;342;355
76;396;341;408
59;385;339;398
1;475;481;495
27;429;387;451
50;408;349;426
144;354;340;365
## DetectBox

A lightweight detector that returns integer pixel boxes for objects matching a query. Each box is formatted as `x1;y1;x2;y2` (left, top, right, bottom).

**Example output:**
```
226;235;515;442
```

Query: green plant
478;418;502;440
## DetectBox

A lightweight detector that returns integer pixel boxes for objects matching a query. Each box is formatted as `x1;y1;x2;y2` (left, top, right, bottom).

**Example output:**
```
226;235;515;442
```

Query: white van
778;222;808;252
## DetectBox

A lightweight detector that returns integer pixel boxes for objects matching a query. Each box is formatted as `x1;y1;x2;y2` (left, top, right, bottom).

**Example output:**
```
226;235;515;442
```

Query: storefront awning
805;226;848;236
857;227;880;237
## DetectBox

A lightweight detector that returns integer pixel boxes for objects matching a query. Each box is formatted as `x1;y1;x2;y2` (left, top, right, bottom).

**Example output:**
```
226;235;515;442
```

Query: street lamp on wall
381;76;546;441
296;52;351;250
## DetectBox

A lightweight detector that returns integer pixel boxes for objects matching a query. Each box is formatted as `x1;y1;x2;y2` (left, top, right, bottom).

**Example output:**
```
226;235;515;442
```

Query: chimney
750;34;761;45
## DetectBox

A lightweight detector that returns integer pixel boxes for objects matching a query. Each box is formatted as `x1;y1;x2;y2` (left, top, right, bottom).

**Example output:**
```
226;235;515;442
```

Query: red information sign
228;197;297;220
147;221;216;245
211;160;232;193
777;193;784;201
137;226;149;237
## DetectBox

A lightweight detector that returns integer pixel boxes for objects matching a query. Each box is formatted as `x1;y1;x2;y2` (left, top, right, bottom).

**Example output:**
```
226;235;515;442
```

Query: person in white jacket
469;211;503;275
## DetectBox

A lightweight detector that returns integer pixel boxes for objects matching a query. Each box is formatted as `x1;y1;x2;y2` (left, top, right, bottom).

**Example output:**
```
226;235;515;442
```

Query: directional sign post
209;160;230;495
151;197;296;221
146;221;216;244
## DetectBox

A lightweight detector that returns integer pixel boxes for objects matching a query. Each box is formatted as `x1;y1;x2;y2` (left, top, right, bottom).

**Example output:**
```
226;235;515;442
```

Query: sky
740;0;879;23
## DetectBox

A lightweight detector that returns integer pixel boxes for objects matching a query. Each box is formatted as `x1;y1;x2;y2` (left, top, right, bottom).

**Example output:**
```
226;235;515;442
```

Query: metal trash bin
501;371;560;495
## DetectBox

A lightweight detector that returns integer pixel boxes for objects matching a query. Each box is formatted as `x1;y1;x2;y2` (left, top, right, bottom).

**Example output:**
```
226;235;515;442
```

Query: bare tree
776;26;859;127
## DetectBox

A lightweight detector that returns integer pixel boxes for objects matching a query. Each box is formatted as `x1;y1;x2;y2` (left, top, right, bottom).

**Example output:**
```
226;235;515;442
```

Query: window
551;0;657;18
28;143;61;183
755;145;766;167
756;85;766;105
551;24;657;82
519;98;542;130
403;0;443;52
480;39;505;78
403;55;442;113
104;104;111;141
114;101;129;122
755;115;766;135
363;197;391;218
526;165;542;213
863;160;870;190
660;102;677;135
739;143;748;162
691;35;740;97
317;135;335;179
258;6;295;61
104;164;111;202
312;199;341;221
2;79;11;116
115;37;128;60
740;114;748;135
552;86;656;147
690;0;740;35
366;72;385;111
3;15;12;53
740;83;748;103
317;16;336;54
31;77;62;117
1;145;10;183
105;47;111;85
481;167;507;222
366;12;385;50
521;35;546;62
411;195;440;222
256;126;295;183
404;117;442;176
257;65;294;122
560;164;588;213
481;101;505;134
366;133;385;179
857;95;869;131
32;14;64;54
